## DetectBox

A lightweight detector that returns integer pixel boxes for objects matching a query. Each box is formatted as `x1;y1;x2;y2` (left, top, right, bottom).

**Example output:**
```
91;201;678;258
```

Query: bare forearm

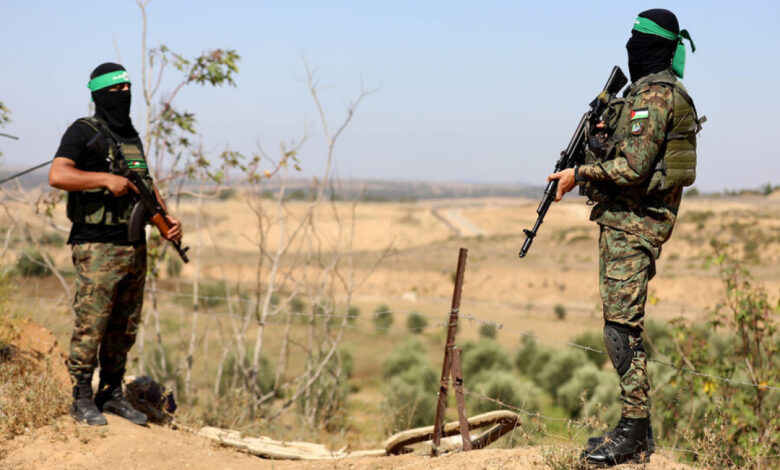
49;157;108;191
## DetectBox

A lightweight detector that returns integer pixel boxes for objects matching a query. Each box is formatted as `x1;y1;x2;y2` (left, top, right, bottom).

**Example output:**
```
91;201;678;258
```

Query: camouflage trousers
67;243;146;383
599;225;660;419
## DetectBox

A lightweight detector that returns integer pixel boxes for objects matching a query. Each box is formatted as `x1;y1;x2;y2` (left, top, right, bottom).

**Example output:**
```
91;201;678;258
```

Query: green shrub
556;363;617;418
515;335;555;382
289;296;307;323
554;304;566;320
384;365;437;430
217;353;275;399
166;256;183;278
347;306;360;324
39;231;65;246
468;370;542;414
478;322;497;339
298;347;354;431
571;330;606;367
582;381;621;427
644;318;672;359
406;312;428;333
650;249;780;467
461;340;511;380
383;339;428;379
176;281;232;308
514;335;539;376
536;348;589;398
373;304;393;333
382;339;437;430
290;296;306;313
15;250;49;277
217;188;236;200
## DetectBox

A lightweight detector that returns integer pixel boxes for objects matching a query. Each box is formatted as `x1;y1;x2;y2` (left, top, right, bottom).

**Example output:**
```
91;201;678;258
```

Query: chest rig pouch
646;78;704;191
66;117;154;225
580;95;631;203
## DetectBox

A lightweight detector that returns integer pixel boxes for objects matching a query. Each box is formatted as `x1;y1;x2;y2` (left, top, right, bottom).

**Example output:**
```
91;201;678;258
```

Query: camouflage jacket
578;69;685;246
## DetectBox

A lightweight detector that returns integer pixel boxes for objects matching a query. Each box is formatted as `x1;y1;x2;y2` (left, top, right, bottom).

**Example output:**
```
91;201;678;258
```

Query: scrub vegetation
0;4;778;469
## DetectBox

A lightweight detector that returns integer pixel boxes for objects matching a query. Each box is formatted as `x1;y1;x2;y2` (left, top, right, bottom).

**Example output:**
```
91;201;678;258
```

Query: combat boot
94;372;148;426
580;417;651;467
586;418;655;453
69;372;107;426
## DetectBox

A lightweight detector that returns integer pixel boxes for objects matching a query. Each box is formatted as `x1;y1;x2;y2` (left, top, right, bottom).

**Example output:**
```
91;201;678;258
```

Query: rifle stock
518;66;627;258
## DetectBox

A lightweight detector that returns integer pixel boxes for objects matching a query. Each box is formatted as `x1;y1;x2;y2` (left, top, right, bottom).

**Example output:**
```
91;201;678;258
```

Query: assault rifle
87;122;190;263
123;165;190;263
518;66;628;258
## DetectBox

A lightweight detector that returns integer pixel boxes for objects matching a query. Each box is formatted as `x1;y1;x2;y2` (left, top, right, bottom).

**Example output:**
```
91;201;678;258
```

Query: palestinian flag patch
631;120;645;135
126;158;148;170
630;108;649;120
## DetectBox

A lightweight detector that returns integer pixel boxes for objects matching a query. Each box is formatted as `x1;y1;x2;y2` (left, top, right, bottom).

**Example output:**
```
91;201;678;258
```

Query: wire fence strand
19;282;779;392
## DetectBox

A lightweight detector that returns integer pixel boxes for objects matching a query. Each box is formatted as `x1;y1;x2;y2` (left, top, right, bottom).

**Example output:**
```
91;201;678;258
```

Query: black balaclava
626;9;679;83
90;62;138;138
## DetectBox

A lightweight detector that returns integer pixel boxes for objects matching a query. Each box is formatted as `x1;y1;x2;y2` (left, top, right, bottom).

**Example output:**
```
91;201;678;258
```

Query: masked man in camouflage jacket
547;9;701;467
49;63;182;426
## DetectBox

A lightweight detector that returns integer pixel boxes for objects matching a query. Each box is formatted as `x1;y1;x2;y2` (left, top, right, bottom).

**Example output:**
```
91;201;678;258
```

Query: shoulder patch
630;108;649;120
631;120;645;135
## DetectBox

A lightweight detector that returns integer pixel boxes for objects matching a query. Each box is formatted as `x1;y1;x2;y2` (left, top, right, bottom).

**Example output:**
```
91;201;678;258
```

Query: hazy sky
1;1;777;192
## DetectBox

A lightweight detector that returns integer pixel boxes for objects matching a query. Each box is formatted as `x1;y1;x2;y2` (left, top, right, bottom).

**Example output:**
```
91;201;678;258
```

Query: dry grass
0;355;70;438
0;270;70;440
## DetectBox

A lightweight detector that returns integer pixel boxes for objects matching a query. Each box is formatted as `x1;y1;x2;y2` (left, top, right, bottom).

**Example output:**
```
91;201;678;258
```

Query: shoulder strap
78;117;130;174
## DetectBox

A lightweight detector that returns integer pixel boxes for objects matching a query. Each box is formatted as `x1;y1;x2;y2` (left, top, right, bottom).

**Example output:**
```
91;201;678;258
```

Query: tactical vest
66;117;154;225
584;70;702;199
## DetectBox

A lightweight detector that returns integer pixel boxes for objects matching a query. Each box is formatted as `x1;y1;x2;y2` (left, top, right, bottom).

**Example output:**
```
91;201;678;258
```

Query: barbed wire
462;386;780;461
10;277;778;461
458;312;780;393
16;282;780;392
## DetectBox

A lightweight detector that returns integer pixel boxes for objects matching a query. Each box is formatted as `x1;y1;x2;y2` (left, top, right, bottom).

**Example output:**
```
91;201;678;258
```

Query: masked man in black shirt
49;63;182;426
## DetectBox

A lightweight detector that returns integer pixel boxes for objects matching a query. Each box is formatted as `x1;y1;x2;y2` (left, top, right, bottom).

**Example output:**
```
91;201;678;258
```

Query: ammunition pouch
580;96;628;204
66;117;153;226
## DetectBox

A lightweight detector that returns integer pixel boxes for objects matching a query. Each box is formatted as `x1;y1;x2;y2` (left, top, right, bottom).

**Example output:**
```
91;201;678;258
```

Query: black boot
587;418;655;453
69;372;107;426
580;417;651;467
94;372;148;426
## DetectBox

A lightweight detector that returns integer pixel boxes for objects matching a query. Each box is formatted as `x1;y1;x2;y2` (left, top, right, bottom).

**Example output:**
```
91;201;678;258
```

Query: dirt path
431;205;487;237
1;415;696;470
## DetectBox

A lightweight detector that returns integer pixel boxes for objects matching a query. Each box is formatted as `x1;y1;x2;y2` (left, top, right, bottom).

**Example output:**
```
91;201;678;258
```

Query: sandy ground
1;415;696;470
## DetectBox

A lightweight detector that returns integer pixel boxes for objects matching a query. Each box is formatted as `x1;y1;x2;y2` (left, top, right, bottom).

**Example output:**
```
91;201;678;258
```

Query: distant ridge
0;167;541;201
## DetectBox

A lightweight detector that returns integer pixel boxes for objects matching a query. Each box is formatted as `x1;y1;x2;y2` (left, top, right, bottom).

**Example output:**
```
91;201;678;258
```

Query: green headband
87;70;130;92
632;16;696;79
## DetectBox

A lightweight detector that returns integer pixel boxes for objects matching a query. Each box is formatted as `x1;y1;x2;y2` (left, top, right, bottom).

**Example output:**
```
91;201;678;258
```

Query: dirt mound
10;319;71;390
0;318;71;439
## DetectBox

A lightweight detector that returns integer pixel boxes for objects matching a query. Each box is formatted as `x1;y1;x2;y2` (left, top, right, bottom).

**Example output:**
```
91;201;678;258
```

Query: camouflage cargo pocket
605;252;650;281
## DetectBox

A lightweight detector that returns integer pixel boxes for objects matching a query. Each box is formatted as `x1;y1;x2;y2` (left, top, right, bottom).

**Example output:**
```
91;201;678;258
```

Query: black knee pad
603;322;643;376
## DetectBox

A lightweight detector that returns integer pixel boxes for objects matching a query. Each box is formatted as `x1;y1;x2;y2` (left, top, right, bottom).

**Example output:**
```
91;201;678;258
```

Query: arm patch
631;120;646;135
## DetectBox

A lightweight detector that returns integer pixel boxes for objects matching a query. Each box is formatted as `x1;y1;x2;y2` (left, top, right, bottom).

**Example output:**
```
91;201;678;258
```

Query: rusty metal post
431;247;468;457
451;348;472;451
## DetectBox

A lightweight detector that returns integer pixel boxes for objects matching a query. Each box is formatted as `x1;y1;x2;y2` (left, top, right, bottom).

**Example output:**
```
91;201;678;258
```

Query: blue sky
1;1;778;191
